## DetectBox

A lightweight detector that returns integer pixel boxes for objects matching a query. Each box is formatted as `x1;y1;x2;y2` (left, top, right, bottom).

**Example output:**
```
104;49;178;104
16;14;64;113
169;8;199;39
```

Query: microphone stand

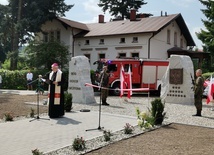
29;78;50;122
86;72;104;131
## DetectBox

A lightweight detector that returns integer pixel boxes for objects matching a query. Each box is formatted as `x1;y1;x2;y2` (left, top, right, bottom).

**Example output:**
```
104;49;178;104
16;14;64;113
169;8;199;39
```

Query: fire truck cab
94;58;169;96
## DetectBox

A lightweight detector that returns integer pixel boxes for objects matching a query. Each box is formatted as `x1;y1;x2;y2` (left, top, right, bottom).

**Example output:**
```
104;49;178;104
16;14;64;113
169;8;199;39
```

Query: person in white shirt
26;70;33;90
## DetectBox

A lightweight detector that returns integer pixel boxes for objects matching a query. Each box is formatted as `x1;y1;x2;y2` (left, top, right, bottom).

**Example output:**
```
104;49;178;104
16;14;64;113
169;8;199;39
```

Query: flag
120;65;125;97
127;65;132;99
206;75;214;104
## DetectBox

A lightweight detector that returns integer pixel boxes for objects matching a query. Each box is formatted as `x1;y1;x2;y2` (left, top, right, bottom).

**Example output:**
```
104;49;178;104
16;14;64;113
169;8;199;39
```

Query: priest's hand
53;81;58;85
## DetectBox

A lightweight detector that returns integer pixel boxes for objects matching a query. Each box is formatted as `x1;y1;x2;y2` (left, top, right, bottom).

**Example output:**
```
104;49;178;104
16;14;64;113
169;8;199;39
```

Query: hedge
0;69;68;90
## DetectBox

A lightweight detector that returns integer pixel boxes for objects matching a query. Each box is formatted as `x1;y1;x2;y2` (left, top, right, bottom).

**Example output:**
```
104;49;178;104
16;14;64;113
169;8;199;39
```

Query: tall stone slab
68;56;96;104
160;55;194;104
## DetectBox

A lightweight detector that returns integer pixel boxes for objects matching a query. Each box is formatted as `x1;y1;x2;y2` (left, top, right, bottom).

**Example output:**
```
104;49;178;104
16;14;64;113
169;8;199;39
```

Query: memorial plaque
169;68;183;84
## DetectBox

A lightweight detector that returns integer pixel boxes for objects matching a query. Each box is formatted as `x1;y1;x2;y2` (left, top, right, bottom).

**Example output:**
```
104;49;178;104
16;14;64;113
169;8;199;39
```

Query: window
43;33;48;42
56;30;60;41
85;40;90;45
50;31;54;41
180;38;183;48
132;53;139;58
132;37;138;43
99;39;104;44
167;29;170;44
124;64;132;72
174;32;177;46
84;54;90;63
99;53;105;59
120;38;125;43
108;64;117;72
118;53;126;58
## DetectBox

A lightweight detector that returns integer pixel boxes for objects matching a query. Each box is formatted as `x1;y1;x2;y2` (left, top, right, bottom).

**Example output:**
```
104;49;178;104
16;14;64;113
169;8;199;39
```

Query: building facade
36;12;195;70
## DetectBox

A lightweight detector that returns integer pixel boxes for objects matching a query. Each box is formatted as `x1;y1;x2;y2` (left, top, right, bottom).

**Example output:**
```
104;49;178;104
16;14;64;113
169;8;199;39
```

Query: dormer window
120;38;125;43
99;39;104;44
132;37;138;43
85;40;90;45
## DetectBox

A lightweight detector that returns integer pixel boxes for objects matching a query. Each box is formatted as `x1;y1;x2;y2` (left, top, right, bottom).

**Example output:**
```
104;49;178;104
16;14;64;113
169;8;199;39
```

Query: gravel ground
1;92;214;155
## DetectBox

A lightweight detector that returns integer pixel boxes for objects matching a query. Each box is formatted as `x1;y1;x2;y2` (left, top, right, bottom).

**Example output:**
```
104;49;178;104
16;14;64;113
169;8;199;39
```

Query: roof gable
57;17;89;31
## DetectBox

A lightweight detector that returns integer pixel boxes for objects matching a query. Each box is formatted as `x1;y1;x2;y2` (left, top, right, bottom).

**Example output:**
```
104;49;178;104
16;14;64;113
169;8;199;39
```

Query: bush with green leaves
32;148;43;155
4;113;13;121
124;123;134;134
103;130;112;141
0;69;68;90
72;136;86;151
64;92;72;112
150;98;166;125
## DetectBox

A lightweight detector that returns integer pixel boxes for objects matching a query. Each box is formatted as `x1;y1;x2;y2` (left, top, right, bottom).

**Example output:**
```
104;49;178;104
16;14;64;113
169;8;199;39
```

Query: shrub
30;108;35;118
124;123;134;134
103;130;112;141
32;148;43;155
64;92;72;112
72;136;86;151
150;98;166;125
4;113;13;121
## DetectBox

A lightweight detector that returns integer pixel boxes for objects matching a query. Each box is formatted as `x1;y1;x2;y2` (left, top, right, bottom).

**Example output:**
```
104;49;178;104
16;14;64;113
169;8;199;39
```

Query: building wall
36;19;82;57
36;19;189;71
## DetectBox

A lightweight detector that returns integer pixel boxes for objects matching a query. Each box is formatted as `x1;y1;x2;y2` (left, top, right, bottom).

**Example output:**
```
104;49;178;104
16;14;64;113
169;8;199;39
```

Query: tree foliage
98;0;147;19
0;4;12;63
25;41;70;69
197;0;214;54
0;0;73;70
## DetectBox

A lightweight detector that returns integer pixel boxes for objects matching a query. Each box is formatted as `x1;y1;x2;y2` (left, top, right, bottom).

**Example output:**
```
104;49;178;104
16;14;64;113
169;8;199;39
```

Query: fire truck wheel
111;83;120;96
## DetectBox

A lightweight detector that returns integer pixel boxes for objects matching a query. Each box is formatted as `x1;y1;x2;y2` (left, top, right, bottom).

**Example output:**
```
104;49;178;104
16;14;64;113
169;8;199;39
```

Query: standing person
193;69;204;116
0;74;2;89
46;63;64;118
99;65;110;106
26;70;33;90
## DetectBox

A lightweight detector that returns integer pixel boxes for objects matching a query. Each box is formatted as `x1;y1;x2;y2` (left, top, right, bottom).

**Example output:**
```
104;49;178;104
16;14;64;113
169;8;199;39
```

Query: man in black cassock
46;63;64;118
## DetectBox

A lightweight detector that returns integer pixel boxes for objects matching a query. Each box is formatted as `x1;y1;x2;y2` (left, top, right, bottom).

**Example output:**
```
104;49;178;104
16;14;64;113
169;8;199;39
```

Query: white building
36;11;195;70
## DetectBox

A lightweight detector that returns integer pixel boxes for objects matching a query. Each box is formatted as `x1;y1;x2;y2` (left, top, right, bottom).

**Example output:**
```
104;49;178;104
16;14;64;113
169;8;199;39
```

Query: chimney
139;14;146;18
130;9;136;21
98;14;104;23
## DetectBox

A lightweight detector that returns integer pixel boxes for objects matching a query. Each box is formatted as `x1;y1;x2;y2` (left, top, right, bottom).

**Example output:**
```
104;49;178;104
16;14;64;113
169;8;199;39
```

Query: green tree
98;0;147;19
0;4;12;64
25;41;69;69
197;1;214;56
1;0;73;70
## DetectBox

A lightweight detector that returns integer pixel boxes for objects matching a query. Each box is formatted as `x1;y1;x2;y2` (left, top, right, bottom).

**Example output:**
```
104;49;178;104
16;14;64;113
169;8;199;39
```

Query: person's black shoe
102;103;110;106
192;114;202;117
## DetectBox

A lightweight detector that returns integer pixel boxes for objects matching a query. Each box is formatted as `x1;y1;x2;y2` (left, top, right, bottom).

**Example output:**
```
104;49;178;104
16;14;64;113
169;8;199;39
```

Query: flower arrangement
4;113;13;121
72;136;86;151
32;148;43;155
136;107;154;129
103;130;112;141
136;98;166;129
124;123;134;134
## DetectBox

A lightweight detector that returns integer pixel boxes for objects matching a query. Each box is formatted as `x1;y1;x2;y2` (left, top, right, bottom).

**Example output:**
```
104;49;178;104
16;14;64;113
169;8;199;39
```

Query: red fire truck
93;58;169;96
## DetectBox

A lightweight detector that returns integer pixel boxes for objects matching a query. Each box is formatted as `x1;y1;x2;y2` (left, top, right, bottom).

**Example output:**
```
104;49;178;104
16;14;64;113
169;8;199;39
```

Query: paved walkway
0;89;137;155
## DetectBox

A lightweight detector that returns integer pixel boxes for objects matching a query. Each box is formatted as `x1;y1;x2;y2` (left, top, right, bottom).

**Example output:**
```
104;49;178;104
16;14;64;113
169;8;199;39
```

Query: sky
0;0;207;49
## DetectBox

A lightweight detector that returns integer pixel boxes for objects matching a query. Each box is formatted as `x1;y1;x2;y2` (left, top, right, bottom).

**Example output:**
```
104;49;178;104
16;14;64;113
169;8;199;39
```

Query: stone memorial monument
68;56;96;104
160;55;194;104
